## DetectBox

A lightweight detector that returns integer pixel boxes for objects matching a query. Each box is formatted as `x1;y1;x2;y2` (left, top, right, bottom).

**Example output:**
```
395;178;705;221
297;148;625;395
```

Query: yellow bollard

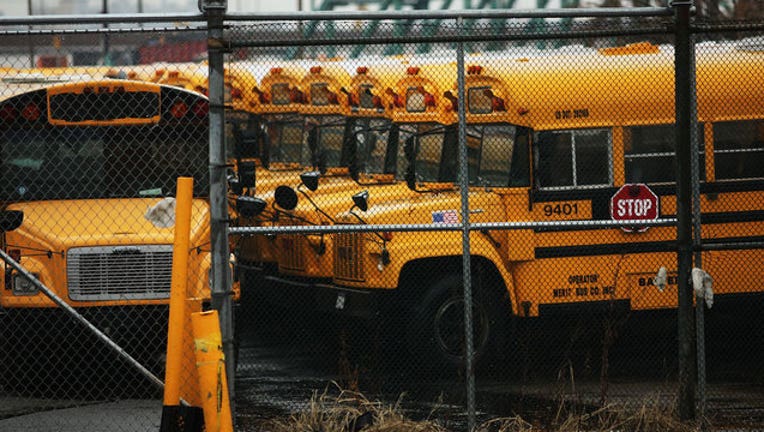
160;177;204;431
163;177;193;407
191;309;233;432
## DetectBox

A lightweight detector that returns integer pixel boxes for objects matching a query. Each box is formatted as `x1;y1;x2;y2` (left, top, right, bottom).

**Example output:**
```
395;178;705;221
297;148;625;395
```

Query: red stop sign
610;184;659;232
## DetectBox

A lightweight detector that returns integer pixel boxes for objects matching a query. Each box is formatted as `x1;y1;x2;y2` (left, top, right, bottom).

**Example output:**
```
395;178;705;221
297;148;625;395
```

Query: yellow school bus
327;42;764;370
264;60;413;295
0;76;237;388
234;63;307;270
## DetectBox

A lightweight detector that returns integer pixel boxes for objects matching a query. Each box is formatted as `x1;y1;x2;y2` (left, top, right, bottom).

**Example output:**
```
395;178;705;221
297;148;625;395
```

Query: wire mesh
0;8;763;432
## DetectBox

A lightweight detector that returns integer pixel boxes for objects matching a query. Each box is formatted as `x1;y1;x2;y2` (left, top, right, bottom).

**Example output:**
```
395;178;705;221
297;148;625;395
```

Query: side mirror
238;161;256;189
300;171;320;192
236;196;267;218
260;128;271;169
274;185;298;211
0;210;23;232
227;176;243;195
352;190;369;212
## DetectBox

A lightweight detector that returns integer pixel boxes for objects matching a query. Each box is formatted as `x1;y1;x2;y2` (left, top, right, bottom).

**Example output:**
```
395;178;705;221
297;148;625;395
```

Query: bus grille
278;235;306;272
333;232;365;282
67;245;173;301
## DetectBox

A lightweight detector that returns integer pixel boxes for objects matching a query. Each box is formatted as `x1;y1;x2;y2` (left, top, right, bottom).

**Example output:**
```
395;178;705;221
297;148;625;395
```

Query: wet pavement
3;305;764;431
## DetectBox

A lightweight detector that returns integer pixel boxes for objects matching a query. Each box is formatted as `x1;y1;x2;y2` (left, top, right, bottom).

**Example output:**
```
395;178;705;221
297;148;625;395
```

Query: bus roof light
270;67;283;75
22;103;41;121
385;88;404;108
253;87;269;103
289;87;304;103
0;105;15;123
443;90;457;112
168;71;180;79
467;65;483;75
356;66;368;75
170;101;188;118
310;66;322;74
483;89;506;112
192;100;209;118
407;66;420;75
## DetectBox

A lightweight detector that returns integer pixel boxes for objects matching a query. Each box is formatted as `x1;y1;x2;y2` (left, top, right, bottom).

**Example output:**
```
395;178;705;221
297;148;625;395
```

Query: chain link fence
1;5;764;432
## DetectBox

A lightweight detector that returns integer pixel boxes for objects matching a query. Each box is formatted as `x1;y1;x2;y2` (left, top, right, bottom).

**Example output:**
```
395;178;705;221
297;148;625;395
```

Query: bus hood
6;198;210;250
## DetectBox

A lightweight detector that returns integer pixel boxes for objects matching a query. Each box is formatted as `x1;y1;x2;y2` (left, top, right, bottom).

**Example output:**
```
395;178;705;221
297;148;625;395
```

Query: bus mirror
307;126;319;161
239;161;256;189
260;129;271;169
236;196;266;218
300;171;320;192
228;177;243;195
352;190;369;212
274;185;298;210
0;210;23;232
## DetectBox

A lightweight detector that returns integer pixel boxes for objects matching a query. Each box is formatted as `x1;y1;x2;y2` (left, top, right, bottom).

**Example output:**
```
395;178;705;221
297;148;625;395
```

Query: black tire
405;274;508;374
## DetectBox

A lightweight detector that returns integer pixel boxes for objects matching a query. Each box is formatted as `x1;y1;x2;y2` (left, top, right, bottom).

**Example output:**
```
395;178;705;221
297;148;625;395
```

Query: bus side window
624;124;675;183
625;124;705;184
713;119;764;181
535;129;611;189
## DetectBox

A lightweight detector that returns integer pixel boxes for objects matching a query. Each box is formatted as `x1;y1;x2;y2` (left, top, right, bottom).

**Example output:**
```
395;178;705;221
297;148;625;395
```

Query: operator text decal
552;273;615;298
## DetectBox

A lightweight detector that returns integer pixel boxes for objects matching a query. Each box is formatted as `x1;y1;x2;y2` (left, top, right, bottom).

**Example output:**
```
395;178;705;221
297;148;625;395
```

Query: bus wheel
406;274;505;373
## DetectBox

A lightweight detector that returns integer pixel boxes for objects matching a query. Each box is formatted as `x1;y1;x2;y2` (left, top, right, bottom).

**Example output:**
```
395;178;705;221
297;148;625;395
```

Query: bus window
624;124;674;183
624;124;705;183
536;129;611;189
400;123;455;183
466;129;481;185
354;117;394;176
265;114;304;167
314;115;346;168
713;119;764;180
468;86;492;114
471;124;518;187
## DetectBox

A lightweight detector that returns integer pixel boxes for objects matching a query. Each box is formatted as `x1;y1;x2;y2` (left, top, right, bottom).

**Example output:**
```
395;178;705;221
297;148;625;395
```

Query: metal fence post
687;28;707;422
202;0;236;418
456;16;476;432
672;0;697;422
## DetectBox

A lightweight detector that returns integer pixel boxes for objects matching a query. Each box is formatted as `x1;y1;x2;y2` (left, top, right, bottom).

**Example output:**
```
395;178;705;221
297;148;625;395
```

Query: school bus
263;60;413;295
325;41;764;370
0;75;237;389
234;63;308;270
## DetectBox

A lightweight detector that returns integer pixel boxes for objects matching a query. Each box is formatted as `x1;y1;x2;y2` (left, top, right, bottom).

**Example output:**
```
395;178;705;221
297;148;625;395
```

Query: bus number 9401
542;203;579;217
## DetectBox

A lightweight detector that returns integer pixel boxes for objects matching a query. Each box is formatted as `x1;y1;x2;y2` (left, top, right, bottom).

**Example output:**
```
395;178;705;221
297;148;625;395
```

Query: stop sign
610;183;659;232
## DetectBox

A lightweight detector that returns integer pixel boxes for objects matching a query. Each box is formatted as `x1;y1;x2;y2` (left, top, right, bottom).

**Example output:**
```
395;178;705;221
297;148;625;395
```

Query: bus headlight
12;273;39;296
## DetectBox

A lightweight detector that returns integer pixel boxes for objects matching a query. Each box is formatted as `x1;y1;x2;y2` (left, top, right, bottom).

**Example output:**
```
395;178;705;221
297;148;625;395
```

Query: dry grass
257;384;700;432
259;382;449;432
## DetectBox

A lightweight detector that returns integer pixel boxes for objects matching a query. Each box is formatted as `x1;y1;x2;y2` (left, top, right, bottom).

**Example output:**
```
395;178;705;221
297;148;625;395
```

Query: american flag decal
432;210;459;224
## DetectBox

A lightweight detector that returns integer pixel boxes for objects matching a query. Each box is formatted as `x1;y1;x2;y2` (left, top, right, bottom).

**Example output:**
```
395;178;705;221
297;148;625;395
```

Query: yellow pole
163;177;194;407
191;310;233;432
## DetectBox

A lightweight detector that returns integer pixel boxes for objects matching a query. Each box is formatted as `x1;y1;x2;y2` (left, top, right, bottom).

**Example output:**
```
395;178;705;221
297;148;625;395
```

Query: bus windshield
0;86;209;201
400;123;457;184
467;124;530;188
400;122;530;187
263;113;305;169
352;117;400;179
306;115;348;170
